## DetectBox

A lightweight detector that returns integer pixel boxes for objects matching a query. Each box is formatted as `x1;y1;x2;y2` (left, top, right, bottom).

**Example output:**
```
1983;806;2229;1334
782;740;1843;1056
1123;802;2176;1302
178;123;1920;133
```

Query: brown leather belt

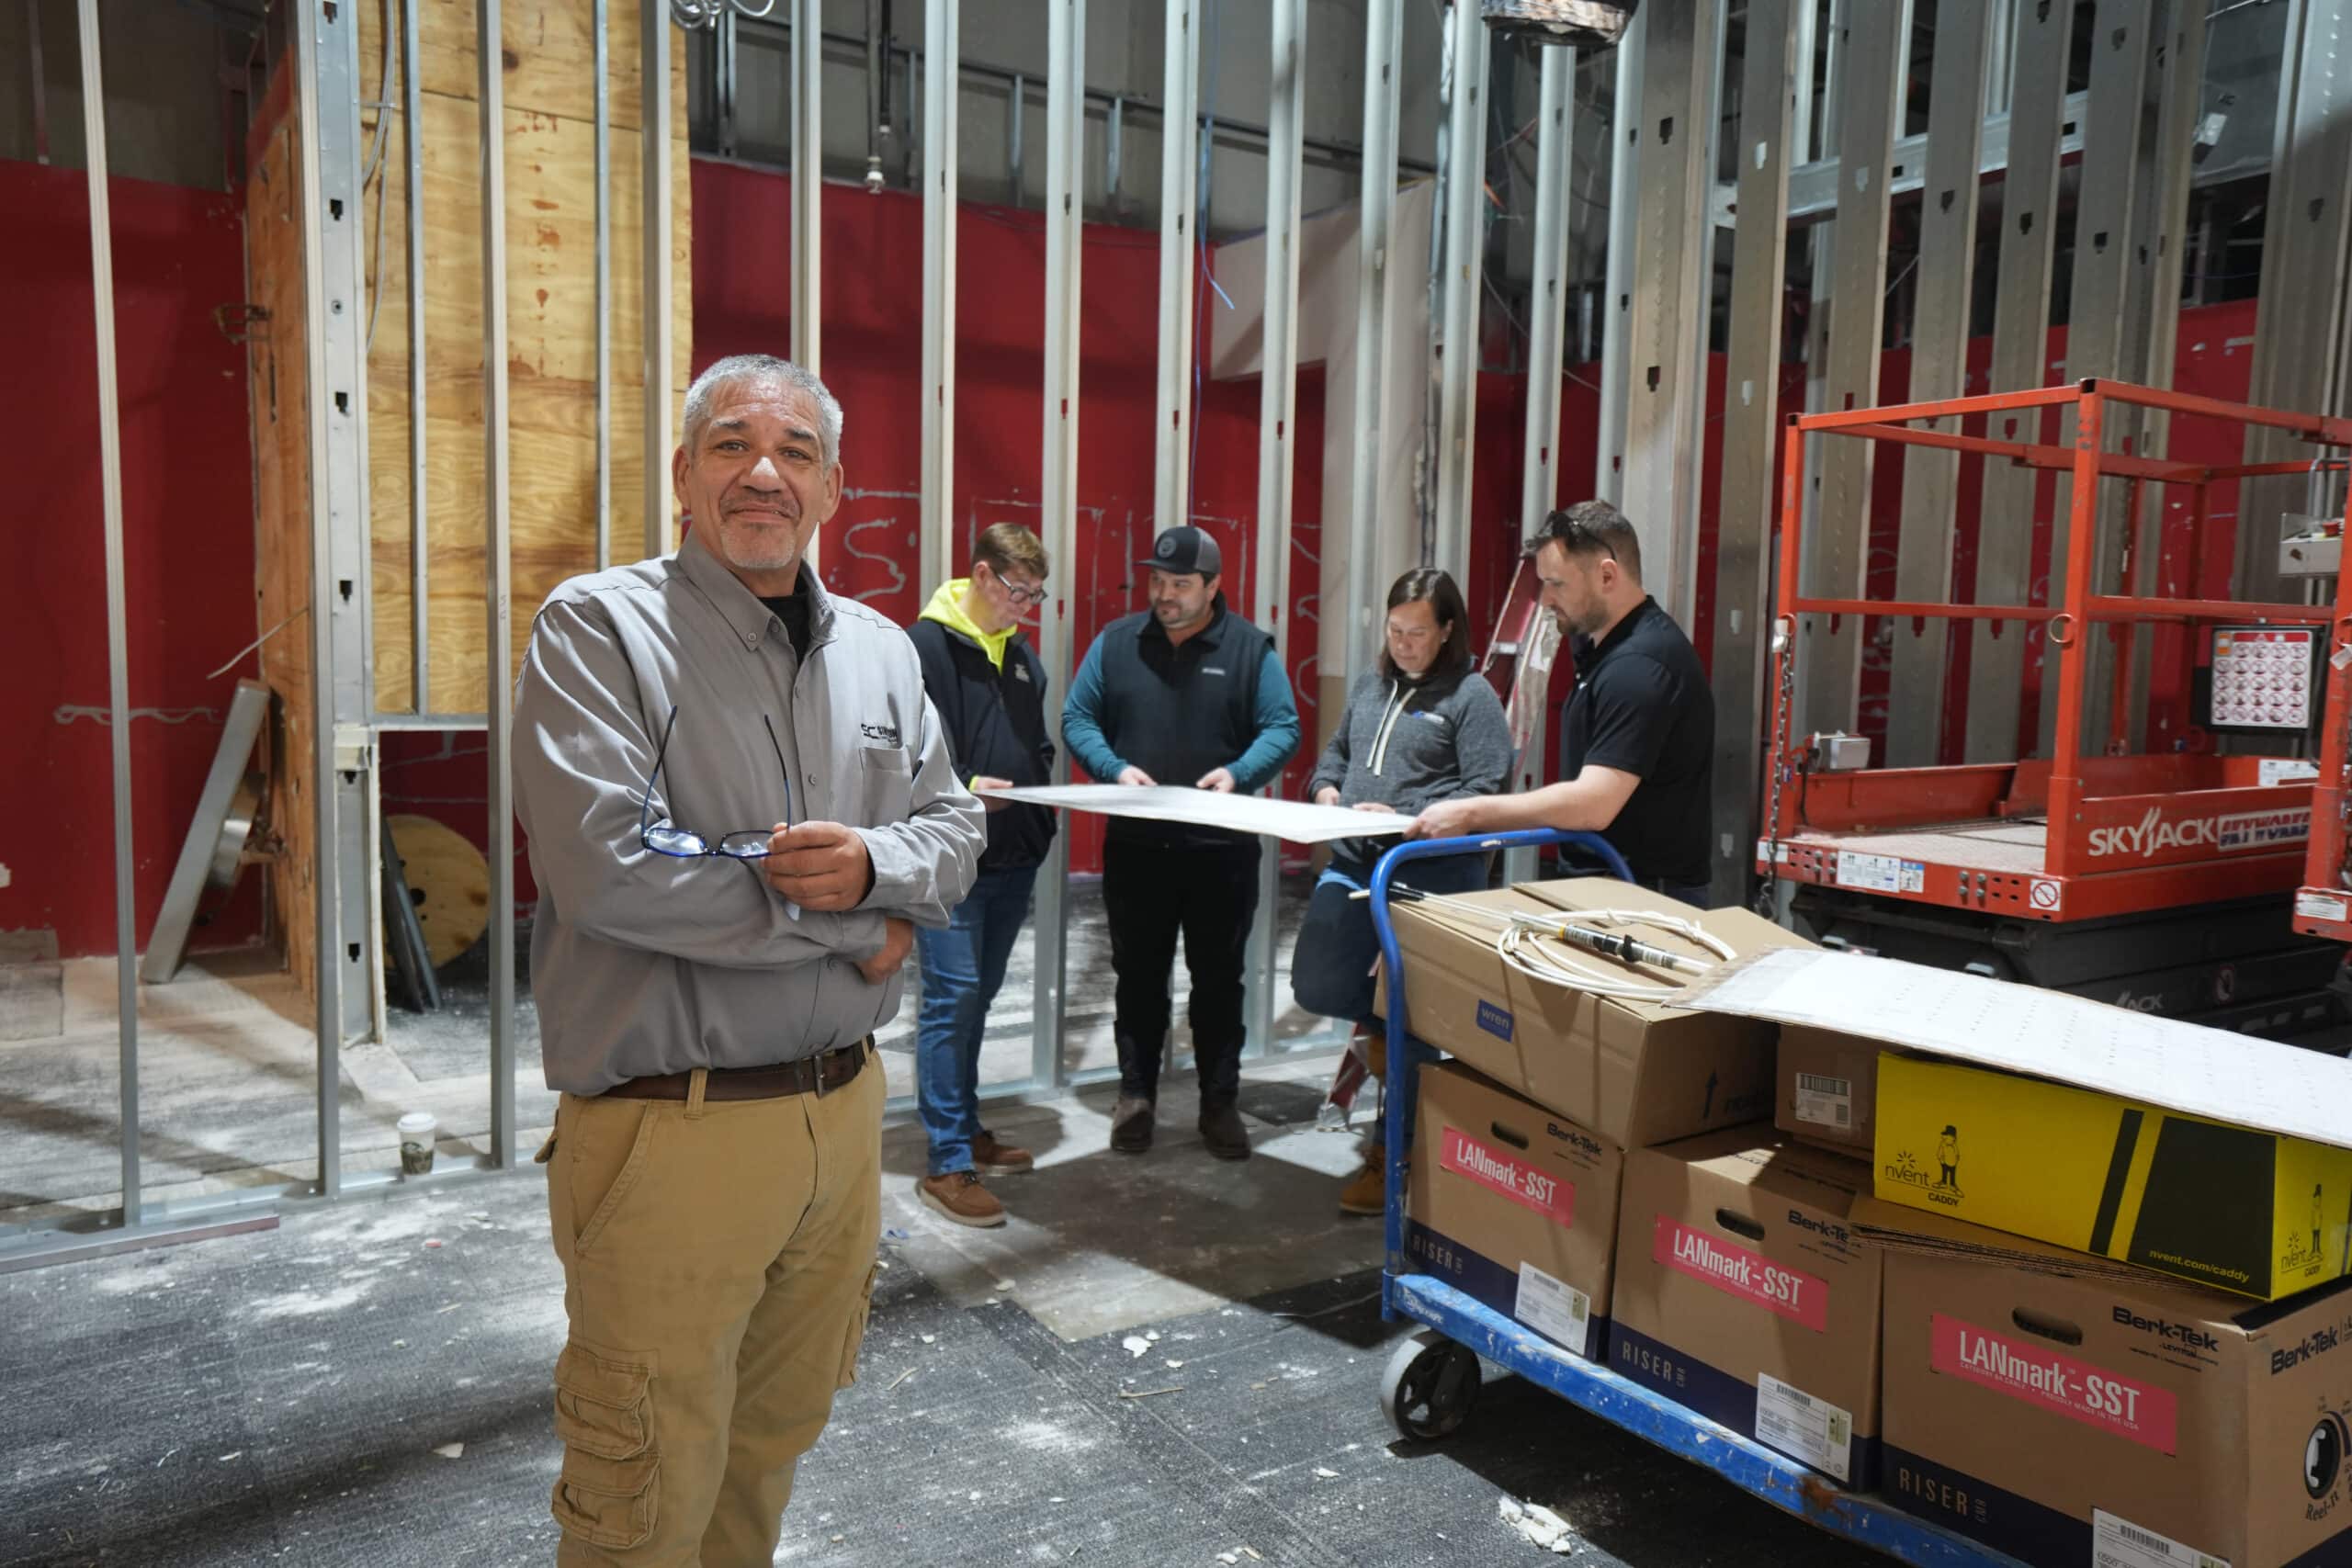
602;1037;873;1102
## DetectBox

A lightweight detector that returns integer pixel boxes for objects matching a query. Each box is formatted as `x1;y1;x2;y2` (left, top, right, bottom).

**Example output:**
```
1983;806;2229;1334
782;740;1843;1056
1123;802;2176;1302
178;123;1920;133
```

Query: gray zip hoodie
1307;665;1514;860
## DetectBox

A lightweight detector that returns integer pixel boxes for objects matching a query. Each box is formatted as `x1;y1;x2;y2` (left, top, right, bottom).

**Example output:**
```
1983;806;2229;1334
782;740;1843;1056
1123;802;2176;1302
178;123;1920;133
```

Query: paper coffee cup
397;1111;437;1176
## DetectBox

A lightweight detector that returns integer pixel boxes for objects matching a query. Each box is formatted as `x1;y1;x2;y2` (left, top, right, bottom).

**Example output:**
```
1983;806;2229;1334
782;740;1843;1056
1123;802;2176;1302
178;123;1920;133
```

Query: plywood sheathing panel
360;0;692;716
245;109;317;996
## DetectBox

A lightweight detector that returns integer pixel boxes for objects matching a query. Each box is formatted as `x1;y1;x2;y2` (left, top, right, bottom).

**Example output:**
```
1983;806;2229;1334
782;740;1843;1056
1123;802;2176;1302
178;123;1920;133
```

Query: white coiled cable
1403;891;1736;1002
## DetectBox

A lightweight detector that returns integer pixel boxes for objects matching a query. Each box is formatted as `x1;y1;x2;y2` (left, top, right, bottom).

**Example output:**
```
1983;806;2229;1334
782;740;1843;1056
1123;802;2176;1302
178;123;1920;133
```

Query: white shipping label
2093;1509;2229;1568
1513;1262;1591;1357
1793;1072;1854;1130
1754;1372;1852;1483
2297;890;2350;924
1834;850;1925;895
2260;759;2320;787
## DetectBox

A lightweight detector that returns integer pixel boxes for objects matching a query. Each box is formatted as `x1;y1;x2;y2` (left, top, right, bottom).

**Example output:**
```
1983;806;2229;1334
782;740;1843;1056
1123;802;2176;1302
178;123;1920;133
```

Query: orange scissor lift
1757;378;2350;1044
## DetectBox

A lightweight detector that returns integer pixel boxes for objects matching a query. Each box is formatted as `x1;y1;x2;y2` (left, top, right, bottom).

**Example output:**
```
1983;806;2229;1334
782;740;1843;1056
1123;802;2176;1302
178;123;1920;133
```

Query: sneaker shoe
972;1129;1035;1174
917;1170;1006;1228
1199;1100;1251;1161
1339;1151;1386;1216
1110;1095;1156;1154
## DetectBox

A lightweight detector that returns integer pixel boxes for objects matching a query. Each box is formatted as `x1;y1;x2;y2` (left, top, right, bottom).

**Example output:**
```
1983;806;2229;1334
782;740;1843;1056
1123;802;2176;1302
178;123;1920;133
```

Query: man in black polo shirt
1063;526;1302;1159
1408;501;1713;905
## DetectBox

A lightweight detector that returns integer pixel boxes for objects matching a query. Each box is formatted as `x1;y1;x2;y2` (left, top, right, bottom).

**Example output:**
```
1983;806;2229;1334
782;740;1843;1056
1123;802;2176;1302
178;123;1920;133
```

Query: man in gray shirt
514;354;980;1563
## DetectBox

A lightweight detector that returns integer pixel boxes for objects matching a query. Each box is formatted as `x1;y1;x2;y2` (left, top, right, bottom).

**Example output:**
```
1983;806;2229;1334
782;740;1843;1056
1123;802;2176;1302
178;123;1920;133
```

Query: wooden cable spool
386;814;492;970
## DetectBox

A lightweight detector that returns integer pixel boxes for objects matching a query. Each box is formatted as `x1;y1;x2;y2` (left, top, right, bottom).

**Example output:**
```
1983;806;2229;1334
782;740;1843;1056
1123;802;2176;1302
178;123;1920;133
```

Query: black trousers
1102;835;1262;1105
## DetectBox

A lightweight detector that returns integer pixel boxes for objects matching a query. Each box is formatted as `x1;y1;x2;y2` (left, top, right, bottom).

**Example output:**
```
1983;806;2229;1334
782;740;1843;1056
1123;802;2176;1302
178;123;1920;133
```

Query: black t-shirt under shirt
760;593;813;660
1557;595;1714;890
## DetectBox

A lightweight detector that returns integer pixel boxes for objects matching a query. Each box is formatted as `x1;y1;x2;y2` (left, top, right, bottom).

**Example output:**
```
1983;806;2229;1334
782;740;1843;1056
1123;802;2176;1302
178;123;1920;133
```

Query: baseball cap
1137;525;1222;578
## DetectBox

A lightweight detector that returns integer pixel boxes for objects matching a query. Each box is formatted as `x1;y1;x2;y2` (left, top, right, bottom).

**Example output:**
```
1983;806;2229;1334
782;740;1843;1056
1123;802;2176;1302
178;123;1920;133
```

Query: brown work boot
1340;1145;1386;1216
917;1170;1007;1228
972;1128;1034;1174
1110;1095;1156;1154
1199;1100;1251;1161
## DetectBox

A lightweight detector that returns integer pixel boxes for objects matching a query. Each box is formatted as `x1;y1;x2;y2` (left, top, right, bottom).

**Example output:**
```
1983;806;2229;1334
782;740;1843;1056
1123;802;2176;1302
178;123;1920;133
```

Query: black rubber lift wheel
1378;1329;1481;1441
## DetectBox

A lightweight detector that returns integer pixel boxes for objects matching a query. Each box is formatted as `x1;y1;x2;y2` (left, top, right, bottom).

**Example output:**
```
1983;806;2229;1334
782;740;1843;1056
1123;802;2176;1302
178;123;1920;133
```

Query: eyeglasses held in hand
638;705;793;860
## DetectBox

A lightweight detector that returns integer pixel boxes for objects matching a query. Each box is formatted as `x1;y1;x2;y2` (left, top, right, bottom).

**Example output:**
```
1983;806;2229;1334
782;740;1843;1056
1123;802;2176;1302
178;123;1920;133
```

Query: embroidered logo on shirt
860;722;901;746
1012;666;1032;683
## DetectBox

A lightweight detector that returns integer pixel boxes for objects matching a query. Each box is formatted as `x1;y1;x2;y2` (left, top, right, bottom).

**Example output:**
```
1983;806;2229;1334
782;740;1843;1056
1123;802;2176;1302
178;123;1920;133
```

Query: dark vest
1092;599;1271;847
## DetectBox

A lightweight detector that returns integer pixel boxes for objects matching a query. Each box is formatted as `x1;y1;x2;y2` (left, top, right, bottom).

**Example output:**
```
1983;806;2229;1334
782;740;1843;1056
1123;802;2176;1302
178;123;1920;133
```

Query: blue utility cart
1365;829;2027;1568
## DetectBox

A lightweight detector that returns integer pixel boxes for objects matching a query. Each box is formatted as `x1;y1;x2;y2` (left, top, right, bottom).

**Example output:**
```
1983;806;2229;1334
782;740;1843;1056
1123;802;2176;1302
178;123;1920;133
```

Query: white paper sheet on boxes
1673;947;2352;1152
977;784;1417;844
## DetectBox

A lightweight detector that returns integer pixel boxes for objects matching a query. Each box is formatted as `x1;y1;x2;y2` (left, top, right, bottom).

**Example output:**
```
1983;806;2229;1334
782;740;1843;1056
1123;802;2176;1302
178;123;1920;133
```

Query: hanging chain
1756;617;1799;919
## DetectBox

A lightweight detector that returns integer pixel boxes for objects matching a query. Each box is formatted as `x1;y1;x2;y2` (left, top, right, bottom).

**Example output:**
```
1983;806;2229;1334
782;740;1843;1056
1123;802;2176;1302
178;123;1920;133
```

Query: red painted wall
691;160;1327;874
6;148;2271;958
0;161;261;960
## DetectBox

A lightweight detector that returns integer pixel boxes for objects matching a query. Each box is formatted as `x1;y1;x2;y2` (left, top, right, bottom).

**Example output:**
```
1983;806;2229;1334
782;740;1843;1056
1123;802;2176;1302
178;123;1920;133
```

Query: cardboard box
1405;1060;1623;1361
1880;1234;2352;1568
1383;879;1810;1146
1608;1129;1885;1487
1773;1026;1878;1156
1873;1052;2352;1302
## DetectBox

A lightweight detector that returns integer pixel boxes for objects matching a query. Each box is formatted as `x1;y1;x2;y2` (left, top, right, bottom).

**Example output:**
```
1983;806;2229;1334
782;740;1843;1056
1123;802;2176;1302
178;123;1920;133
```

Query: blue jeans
914;864;1037;1178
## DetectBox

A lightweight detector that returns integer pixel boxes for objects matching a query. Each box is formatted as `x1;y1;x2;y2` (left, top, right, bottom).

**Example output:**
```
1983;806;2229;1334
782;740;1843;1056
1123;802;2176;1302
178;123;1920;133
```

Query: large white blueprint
975;784;1418;844
1674;946;2352;1150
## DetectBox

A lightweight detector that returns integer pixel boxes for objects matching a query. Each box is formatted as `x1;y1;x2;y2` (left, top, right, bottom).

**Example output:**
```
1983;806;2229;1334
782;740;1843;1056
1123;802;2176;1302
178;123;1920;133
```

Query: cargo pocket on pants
550;1339;661;1551
836;1263;880;1390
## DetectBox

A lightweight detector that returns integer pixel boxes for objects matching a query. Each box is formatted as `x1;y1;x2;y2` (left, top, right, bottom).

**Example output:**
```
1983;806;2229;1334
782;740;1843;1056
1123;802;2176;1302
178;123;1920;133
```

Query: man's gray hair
680;354;843;466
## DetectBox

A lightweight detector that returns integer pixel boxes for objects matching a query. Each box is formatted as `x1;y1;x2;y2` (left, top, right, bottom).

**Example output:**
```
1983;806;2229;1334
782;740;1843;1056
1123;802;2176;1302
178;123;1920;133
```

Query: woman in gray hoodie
1294;568;1512;1213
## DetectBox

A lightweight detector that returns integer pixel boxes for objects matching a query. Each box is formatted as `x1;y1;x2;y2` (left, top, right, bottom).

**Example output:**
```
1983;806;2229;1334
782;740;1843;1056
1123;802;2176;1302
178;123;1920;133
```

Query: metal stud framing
1519;45;1574;553
921;0;959;594
1244;0;1306;1065
1033;0;1086;1091
1345;0;1402;682
1797;0;1847;674
1803;0;1907;736
791;0;822;376
405;0;430;696
78;0;140;1225
294;0;377;1200
1154;0;1202;537
1511;42;1577;889
481;0;518;1170
1596;8;1643;508
1431;0;1487;587
6;0;569;1269
1883;0;1994;768
1708;0;1800;905
1785;86;2094;223
1616;0;1721;622
2238;0;2352;615
2052;0;2152;756
644;0;675;558
2122;0;2211;751
1963;0;2070;761
594;0;612;571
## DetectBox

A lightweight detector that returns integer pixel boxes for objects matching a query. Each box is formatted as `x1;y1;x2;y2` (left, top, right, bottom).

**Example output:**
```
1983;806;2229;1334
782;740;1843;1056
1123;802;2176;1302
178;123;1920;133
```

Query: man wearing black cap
1062;525;1302;1159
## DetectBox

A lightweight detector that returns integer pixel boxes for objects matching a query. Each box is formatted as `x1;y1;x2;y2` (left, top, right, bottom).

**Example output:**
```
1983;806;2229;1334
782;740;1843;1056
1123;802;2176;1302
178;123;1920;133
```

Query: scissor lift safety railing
1759;379;2349;928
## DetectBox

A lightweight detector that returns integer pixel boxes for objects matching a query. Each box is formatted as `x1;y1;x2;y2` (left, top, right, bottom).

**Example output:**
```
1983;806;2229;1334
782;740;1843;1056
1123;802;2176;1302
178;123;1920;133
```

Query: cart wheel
1379;1330;1481;1441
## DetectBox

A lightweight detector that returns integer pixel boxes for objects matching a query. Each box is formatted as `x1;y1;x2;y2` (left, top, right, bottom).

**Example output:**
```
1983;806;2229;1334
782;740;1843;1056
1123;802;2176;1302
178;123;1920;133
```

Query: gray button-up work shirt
514;540;983;1095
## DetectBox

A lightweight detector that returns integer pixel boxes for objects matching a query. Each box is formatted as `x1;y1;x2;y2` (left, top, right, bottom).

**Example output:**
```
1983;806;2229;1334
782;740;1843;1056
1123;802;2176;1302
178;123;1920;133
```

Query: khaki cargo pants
539;1050;884;1564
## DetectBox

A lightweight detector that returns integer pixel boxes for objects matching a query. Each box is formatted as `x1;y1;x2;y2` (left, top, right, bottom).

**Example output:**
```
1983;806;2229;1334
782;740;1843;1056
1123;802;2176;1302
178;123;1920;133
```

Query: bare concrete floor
0;875;1340;1232
0;879;1883;1566
0;1050;1878;1568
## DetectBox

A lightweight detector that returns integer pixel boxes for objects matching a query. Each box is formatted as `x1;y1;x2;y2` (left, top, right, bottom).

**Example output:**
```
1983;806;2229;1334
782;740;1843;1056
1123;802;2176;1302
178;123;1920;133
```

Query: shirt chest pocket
857;744;914;824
